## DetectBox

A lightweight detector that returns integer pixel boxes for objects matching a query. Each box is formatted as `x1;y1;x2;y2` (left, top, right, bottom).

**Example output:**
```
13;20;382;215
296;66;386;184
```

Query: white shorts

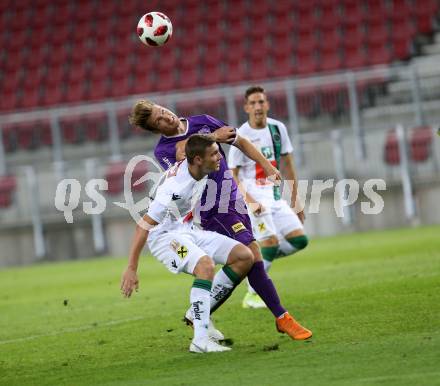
249;200;303;242
147;228;240;275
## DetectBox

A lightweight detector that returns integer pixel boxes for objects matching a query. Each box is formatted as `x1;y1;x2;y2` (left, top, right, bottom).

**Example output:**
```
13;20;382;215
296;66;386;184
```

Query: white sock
247;259;272;294
210;268;235;308
190;286;211;343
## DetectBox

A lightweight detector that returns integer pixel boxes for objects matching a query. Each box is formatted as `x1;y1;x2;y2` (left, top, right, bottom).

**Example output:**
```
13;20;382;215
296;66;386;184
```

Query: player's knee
230;244;254;268
194;255;215;280
259;235;279;247
288;235;309;250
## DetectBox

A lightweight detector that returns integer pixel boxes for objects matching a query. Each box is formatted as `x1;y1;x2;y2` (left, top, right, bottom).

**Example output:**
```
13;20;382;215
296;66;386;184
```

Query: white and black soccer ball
137;12;173;47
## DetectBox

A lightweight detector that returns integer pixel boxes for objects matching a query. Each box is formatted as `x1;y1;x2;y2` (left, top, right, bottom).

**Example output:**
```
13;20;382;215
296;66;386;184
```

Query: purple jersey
154;115;254;245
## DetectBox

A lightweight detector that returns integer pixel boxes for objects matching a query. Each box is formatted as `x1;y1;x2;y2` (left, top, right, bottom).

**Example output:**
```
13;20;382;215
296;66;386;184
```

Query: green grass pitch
0;225;439;386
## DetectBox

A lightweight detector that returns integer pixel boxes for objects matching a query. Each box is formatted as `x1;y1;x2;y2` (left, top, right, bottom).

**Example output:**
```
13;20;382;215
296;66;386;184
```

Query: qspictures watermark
54;155;386;227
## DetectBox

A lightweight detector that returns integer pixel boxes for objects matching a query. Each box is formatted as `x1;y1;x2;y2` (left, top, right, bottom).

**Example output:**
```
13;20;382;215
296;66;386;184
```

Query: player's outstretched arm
233;135;281;183
213;126;237;144
121;215;158;298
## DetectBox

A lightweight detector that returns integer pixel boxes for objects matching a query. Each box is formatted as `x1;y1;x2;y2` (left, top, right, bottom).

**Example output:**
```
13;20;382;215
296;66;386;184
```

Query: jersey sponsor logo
261;146;273;159
192;300;204;320
171;193;181;201
232;222;246;233
177;245;188;259
162;157;172;168
258;222;266;232
198;125;211;134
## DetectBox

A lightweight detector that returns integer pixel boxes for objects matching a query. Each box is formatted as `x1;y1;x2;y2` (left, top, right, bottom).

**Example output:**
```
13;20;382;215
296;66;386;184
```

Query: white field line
0;316;145;346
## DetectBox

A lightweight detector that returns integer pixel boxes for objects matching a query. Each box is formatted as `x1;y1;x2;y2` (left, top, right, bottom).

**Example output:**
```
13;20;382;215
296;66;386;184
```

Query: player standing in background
129;100;312;341
121;135;255;353
228;86;309;309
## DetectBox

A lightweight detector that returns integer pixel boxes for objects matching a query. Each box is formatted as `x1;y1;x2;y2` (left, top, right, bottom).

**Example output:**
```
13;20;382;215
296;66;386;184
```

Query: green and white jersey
228;117;293;204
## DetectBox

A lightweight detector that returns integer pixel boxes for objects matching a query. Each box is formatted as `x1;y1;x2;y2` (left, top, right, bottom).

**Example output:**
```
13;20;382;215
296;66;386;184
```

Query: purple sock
247;261;286;317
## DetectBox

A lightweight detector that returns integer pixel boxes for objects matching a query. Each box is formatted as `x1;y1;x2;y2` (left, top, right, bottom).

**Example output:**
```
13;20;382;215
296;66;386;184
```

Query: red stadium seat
248;57;269;81
88;79;110;102
65;81;88;103
343;47;369;69
82;112;108;142
296;88;318;117
105;160;149;196
410;126;433;162
365;24;390;47
368;45;393;65
384;129;400;165
200;64;223;87
270;53;294;78
392;37;412;60
15;121;38;150
224;58;248;84
110;77;134;98
177;67;200;89
319;52;343;73
295;34;319;56
41;86;65;107
0;175;17;208
295;53;319;75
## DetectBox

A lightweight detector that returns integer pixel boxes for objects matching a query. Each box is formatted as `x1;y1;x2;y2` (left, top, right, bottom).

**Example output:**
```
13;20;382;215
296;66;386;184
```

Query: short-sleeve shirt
228;117;293;203
154;114;241;223
147;159;208;235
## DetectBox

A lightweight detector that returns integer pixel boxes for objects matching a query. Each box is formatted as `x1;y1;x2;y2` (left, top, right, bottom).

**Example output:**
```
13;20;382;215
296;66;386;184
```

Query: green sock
222;265;241;285
261;245;279;262
286;235;309;251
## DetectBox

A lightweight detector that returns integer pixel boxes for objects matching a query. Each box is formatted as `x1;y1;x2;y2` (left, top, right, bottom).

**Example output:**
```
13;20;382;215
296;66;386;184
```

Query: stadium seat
0;175;17;208
384;129;400;165
41;86;65;107
320;52;343;73
82;113;108;142
368;45;393;66
177;67;200;89
105;160;149;196
410;126;433;162
295;53;319;75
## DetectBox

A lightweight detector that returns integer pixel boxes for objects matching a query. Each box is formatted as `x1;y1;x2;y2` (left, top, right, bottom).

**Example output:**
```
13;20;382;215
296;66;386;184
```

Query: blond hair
128;99;156;132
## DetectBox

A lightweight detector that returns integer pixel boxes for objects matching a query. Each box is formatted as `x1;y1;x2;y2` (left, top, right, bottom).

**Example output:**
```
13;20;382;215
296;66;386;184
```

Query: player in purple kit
129;100;312;340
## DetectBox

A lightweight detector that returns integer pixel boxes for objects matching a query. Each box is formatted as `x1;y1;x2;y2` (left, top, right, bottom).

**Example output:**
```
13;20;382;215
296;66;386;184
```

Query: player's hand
264;163;282;184
248;201;265;216
120;268;139;298
297;210;305;224
213;126;236;144
175;140;187;161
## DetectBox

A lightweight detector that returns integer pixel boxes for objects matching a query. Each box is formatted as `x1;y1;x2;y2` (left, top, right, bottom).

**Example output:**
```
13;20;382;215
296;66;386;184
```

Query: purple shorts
201;208;255;246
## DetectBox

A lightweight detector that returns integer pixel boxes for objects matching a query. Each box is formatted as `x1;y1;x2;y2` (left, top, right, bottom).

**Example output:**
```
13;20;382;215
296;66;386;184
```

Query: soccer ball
137;12;173;47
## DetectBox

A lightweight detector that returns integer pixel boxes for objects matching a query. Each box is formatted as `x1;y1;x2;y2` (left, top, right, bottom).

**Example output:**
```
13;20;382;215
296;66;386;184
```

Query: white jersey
228;117;293;204
147;159;207;236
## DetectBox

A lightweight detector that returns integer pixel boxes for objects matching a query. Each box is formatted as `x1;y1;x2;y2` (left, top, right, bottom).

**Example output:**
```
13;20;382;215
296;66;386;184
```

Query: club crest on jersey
198;126;211;134
232;222;246;233
176;245;188;259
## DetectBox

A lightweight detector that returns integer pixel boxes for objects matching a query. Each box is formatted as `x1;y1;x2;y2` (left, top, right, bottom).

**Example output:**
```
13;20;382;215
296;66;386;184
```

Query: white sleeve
228;144;245;168
279;122;293;155
146;181;171;223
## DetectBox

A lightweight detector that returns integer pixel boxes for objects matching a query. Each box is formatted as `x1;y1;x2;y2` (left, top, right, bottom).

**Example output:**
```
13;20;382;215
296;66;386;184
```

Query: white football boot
189;338;231;353
184;309;225;341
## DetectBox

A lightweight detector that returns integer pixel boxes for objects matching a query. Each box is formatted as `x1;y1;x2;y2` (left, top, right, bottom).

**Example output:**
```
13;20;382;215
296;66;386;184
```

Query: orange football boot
276;312;312;340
